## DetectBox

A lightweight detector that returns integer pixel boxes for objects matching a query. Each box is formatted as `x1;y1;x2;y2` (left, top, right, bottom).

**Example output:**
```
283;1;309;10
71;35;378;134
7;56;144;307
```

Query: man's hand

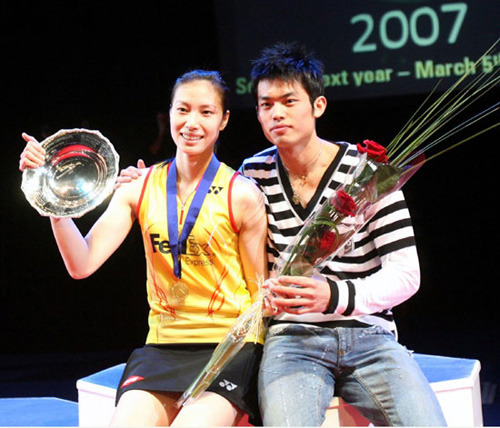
114;159;147;189
264;275;332;315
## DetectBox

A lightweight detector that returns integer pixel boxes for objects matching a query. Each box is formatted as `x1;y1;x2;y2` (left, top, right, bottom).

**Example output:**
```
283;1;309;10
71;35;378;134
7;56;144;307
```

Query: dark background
1;1;498;423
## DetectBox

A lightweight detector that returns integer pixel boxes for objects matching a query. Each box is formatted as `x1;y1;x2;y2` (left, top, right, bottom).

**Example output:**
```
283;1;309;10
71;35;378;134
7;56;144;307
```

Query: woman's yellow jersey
137;161;262;344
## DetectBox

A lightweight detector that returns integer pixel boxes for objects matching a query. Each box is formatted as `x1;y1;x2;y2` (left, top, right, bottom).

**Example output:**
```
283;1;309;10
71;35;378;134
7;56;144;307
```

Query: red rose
357;139;388;163
333;190;357;217
318;230;339;253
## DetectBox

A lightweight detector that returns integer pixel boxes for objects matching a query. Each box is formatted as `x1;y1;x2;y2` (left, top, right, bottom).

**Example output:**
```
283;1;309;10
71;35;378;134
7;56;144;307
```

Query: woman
19;70;268;426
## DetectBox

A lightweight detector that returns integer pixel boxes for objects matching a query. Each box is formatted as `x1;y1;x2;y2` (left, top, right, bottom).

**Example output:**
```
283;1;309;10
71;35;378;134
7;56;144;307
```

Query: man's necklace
283;147;322;206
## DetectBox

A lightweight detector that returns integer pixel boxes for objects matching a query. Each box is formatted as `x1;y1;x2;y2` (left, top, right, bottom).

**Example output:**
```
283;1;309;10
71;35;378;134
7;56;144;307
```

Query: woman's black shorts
116;342;263;424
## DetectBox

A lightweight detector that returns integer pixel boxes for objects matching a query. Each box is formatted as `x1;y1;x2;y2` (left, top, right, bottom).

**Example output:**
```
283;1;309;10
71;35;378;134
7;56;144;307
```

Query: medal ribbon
167;155;220;279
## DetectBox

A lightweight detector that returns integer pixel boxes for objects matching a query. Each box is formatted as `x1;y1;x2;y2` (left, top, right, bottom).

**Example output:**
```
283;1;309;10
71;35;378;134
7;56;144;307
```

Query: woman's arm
50;183;140;279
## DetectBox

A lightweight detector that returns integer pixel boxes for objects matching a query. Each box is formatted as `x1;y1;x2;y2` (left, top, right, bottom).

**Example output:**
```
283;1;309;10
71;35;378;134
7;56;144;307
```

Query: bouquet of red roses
273;140;422;279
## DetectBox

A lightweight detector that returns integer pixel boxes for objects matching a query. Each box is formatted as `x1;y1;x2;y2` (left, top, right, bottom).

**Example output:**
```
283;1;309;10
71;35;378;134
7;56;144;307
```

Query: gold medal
169;281;189;303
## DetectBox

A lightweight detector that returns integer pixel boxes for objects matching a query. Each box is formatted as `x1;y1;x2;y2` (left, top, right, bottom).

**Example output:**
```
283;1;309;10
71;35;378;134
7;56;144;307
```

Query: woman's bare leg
110;390;180;426
172;391;243;427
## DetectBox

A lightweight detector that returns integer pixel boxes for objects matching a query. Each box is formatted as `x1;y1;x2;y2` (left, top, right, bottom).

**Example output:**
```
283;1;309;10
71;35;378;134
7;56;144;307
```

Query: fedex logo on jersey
150;233;211;257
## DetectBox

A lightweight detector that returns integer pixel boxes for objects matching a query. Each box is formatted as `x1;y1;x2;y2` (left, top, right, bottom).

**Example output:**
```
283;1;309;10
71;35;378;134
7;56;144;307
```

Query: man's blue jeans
258;323;447;426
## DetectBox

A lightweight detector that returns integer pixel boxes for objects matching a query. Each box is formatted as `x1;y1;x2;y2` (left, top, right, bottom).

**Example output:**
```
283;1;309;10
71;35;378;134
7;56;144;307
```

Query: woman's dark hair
250;42;324;106
170;70;229;112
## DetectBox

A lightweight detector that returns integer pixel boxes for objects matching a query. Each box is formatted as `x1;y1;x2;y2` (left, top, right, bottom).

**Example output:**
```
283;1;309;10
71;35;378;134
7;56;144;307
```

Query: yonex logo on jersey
208;185;223;195
219;379;238;391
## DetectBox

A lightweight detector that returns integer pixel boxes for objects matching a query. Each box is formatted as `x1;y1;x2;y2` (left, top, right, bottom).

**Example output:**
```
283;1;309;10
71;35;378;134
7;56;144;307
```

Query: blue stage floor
0;397;78;427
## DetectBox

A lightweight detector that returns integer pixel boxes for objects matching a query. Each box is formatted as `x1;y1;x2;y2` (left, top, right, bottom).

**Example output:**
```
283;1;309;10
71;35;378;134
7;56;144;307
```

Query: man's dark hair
250;42;325;106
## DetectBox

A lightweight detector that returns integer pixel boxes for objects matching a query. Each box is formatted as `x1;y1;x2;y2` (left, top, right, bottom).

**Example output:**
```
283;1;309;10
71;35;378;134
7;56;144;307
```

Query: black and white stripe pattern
240;142;420;335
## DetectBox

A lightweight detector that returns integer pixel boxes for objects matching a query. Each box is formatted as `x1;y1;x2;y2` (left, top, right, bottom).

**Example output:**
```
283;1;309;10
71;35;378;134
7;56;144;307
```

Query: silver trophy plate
21;128;120;218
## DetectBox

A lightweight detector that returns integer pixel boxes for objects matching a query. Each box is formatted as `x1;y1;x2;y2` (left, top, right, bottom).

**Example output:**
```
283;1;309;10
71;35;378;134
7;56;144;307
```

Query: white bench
77;353;482;427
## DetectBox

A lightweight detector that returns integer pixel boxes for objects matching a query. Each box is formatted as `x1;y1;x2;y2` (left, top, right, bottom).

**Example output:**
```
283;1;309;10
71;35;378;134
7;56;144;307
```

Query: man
239;42;446;426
